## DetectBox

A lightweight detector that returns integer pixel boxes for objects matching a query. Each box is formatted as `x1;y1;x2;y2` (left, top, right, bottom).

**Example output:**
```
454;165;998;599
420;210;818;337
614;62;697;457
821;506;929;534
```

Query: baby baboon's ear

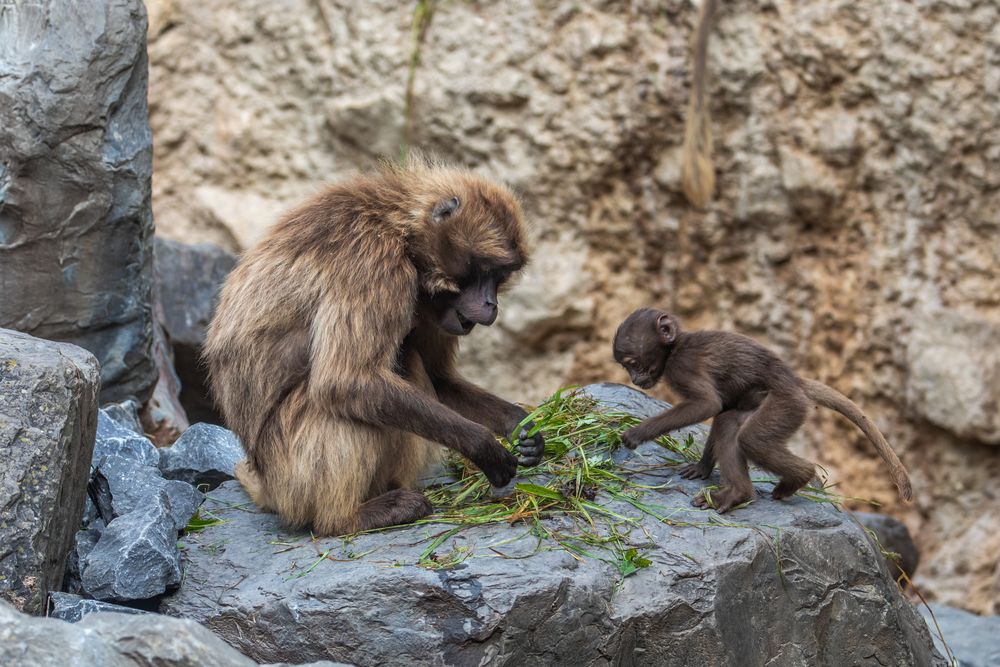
657;313;679;345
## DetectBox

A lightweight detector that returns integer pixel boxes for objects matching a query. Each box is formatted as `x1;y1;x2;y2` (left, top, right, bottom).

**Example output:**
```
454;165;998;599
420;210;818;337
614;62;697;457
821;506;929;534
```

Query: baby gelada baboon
612;308;912;512
205;158;544;536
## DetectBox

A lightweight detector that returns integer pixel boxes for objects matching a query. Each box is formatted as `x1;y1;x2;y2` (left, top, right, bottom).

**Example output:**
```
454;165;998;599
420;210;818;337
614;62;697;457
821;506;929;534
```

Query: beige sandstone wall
146;0;1000;613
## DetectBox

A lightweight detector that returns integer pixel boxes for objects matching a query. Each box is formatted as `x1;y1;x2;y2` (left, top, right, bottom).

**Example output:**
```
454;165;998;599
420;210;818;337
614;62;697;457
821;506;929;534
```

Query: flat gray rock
161;384;942;666
0;0;157;403
919;604;1000;667
3;600;353;666
0;601;125;666
0;329;100;614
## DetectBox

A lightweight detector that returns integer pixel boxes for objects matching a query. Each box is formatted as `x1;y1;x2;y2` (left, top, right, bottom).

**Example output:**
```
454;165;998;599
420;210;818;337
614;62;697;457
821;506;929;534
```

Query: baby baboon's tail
802;379;912;501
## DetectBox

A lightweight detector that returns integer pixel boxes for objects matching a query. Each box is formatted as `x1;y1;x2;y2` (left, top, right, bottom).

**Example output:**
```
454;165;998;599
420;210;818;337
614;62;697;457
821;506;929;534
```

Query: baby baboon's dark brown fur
681;0;718;208
613;308;912;512
204;159;544;536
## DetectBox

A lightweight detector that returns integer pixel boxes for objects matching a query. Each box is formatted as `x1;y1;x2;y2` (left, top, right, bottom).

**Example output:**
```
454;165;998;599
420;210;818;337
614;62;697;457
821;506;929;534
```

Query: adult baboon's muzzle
457;277;499;326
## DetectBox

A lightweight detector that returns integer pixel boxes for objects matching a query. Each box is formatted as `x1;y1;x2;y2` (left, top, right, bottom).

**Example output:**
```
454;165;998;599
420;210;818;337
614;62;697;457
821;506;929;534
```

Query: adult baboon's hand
472;438;518;488
513;424;544;467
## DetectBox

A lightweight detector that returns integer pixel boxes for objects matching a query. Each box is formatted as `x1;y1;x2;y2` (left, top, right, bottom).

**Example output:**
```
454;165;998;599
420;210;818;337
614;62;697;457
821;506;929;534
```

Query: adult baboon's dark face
418;193;525;337
431;261;517;336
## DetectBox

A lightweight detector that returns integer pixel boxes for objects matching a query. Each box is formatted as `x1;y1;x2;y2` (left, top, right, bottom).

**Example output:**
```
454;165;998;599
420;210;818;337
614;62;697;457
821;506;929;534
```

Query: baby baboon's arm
622;377;723;449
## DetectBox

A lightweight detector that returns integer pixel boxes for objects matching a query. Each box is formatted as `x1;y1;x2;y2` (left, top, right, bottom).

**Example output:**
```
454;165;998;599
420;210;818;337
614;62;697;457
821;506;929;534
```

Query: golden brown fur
205;159;537;535
681;0;718;209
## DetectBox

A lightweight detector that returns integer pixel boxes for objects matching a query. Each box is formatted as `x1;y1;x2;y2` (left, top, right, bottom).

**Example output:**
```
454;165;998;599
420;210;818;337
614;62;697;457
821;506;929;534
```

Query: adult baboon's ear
432;196;461;223
657;314;679;345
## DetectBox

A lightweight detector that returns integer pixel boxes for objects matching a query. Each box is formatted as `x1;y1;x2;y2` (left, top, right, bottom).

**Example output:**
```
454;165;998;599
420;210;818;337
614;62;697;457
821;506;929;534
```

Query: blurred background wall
144;0;999;613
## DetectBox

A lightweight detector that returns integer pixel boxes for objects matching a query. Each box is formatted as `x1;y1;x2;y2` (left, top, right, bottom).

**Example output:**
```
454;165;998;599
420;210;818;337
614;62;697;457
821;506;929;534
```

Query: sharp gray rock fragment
99;399;145;436
47;592;149;623
96;455;203;531
62;525;105;596
80;491;183;602
94;408;161;468
159;423;246;490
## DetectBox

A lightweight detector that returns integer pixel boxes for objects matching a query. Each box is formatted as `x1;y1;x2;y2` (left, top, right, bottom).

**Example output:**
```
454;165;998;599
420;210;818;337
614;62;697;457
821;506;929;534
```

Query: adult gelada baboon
205;159;544;536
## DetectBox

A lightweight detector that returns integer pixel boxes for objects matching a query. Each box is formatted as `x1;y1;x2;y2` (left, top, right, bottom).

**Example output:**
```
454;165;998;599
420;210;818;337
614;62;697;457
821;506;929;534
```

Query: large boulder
0;329;100;614
0;0;156;404
160;384;942;666
0;600;350;667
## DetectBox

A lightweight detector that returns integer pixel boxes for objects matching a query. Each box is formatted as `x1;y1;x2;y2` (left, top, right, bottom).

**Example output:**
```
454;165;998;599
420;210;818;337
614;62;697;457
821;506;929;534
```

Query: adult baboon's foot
356;489;433;532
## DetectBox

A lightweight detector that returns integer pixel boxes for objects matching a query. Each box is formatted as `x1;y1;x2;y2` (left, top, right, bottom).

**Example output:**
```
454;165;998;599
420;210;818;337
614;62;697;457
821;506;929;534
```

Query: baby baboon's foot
680;463;713;480
692;486;754;513
771;479;807;500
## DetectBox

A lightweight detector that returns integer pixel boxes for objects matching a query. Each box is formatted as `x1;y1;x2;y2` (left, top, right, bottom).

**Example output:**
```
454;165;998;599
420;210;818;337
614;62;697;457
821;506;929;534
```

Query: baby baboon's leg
693;410;753;511
680;410;738;479
737;389;814;500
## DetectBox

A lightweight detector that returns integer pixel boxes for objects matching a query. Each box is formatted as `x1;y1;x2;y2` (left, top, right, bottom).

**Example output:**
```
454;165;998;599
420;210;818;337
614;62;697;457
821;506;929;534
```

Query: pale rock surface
0;600;351;667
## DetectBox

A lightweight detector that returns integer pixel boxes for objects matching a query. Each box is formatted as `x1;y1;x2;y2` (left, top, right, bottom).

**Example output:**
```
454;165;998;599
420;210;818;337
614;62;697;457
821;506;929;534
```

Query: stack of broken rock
61;404;243;612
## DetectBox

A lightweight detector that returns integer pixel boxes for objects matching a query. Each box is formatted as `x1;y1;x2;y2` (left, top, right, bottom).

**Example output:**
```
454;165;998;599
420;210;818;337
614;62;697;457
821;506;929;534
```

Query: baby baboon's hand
622;426;646;450
514;424;545;467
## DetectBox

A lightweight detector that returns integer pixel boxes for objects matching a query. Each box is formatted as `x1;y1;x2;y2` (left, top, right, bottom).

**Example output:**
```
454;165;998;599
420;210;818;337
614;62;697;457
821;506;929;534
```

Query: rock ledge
161;384;942;666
